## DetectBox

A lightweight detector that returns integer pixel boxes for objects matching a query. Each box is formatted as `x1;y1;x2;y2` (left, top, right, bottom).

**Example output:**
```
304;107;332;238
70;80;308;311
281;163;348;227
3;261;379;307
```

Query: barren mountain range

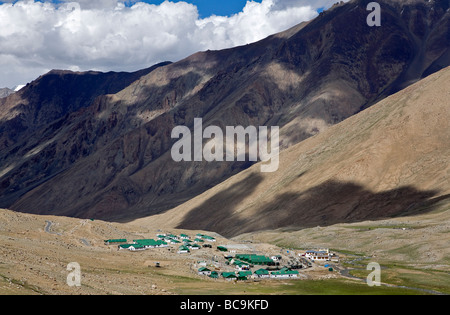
0;0;449;232
146;65;450;237
0;88;14;99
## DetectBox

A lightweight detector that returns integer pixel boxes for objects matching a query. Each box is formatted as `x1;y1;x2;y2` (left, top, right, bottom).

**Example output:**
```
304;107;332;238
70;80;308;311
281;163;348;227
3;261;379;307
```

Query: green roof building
133;239;168;248
254;269;270;278
202;235;216;242
237;271;252;280
129;244;146;251
235;254;274;265
178;245;190;253
230;259;250;270
270;268;299;278
198;267;212;275
222;272;237;280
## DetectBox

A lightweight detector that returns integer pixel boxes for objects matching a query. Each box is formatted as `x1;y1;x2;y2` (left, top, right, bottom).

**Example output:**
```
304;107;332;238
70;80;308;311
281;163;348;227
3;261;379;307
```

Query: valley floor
0;204;449;295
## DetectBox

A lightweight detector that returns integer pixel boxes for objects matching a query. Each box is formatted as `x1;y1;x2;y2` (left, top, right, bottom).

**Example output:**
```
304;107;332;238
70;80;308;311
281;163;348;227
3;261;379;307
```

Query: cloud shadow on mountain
176;171;264;234
177;178;448;238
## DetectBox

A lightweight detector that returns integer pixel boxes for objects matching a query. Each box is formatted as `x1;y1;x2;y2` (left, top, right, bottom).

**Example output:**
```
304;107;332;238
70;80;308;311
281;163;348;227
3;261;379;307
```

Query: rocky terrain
0;208;222;295
0;0;448;295
0;88;14;99
0;208;342;295
0;0;448;224
1;201;448;295
139;65;450;237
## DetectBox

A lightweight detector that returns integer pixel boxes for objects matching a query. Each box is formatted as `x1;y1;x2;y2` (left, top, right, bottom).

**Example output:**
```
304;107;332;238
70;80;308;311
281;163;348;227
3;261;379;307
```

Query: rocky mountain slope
0;63;170;205
139;66;450;237
0;0;448;223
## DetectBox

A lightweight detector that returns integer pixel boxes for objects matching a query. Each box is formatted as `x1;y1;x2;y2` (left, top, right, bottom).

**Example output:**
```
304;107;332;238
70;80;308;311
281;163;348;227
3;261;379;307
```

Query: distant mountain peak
0;87;14;98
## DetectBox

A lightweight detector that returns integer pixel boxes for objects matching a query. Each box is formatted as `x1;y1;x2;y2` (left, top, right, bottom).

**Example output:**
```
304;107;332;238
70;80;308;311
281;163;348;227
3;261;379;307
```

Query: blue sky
143;1;326;17
141;0;264;18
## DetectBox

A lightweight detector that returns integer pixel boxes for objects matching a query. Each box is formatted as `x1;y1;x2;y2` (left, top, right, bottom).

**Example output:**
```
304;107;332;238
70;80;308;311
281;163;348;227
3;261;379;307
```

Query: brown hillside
2;0;449;221
139;66;450;237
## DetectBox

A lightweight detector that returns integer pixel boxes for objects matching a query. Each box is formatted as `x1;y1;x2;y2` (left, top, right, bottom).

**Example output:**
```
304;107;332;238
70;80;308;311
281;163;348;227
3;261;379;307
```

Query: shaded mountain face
0;62;171;151
1;0;449;222
150;66;450;237
0;63;171;205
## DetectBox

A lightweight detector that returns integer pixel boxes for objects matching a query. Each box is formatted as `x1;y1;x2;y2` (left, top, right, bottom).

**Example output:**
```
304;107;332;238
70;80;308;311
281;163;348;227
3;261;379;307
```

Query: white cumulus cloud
0;0;331;88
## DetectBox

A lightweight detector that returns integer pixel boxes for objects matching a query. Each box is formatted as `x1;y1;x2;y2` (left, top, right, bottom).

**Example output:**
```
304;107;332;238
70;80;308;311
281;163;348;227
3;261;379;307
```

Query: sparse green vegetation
0;274;45;295
172;277;427;295
349;265;450;295
343;224;423;231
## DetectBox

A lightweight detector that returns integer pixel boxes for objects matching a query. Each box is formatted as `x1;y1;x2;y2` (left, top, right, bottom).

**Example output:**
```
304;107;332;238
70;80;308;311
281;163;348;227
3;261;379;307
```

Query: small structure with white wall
198;267;212;276
305;249;330;261
252;269;270;279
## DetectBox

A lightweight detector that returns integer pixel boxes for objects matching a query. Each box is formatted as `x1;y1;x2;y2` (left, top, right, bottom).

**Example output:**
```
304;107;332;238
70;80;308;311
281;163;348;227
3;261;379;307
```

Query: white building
305;250;330;261
178;245;190;254
188;244;201;250
270;269;299;279
252;269;270;279
198;267;212;276
271;255;282;262
128;245;146;251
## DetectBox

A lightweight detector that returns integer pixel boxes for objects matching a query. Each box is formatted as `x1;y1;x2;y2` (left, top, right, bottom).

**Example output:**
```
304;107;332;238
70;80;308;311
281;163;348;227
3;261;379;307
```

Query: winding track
44;221;61;236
